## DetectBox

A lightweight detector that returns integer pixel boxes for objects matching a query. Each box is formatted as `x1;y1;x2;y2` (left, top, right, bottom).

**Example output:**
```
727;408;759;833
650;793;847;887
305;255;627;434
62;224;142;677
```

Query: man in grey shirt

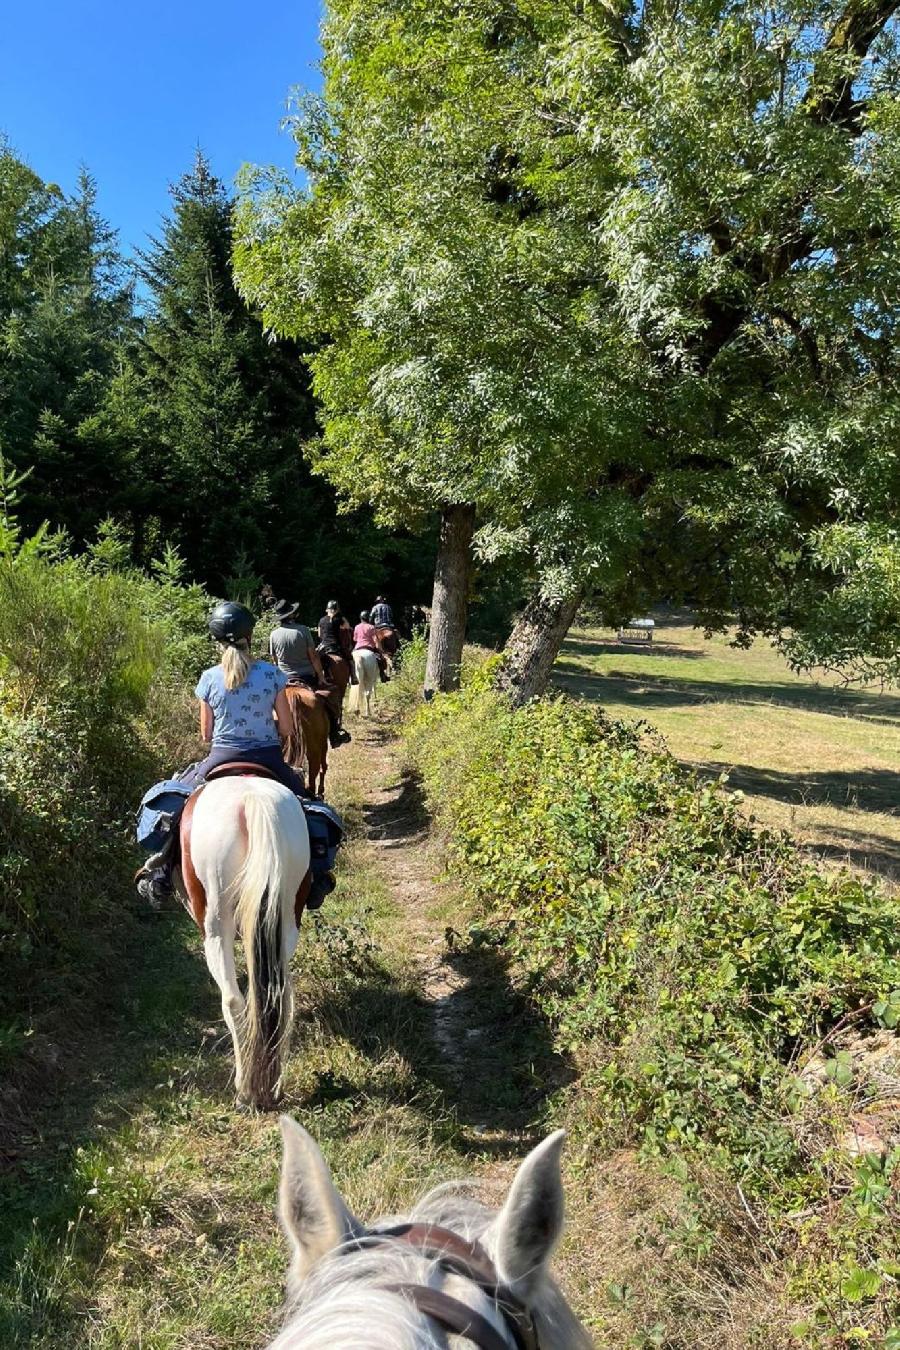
269;599;351;747
269;600;322;684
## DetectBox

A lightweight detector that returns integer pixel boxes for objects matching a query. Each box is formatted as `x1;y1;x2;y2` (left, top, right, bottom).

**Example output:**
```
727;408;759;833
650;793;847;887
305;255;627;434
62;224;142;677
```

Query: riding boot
326;707;351;748
306;872;336;911
135;833;176;909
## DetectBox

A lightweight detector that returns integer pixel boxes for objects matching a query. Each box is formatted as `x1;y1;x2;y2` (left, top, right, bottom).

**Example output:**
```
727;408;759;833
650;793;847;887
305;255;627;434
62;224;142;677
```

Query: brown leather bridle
349;1222;541;1350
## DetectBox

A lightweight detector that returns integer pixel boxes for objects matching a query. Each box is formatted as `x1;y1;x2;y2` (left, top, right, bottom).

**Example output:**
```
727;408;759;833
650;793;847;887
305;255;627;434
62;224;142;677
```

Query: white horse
267;1118;592;1349
352;647;379;717
183;777;310;1109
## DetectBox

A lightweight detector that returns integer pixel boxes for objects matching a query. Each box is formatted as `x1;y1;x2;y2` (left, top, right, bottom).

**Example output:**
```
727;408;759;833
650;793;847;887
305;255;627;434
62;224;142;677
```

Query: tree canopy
236;0;900;685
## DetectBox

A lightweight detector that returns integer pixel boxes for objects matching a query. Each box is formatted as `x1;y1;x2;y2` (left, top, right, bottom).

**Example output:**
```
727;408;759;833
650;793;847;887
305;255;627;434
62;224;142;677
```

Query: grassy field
554;612;900;886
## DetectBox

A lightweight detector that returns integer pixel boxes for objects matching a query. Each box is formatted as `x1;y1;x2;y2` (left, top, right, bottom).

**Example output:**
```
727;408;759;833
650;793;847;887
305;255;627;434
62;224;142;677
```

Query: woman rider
354;609;388;682
136;601;310;905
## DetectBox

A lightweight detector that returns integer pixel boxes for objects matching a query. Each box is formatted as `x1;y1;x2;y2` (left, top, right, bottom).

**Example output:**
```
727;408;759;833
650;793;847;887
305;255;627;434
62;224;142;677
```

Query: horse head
267;1117;592;1349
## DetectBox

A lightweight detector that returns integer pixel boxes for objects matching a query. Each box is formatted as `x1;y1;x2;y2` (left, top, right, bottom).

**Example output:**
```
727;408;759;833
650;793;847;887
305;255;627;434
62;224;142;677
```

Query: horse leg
203;917;246;1094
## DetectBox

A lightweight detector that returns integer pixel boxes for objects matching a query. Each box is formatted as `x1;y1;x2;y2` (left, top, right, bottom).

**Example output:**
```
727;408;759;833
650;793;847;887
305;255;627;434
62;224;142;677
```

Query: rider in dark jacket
370;595;395;629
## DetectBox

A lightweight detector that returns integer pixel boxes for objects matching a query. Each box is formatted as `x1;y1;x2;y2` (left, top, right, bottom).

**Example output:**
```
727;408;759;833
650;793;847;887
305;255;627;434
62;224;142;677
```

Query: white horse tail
234;788;293;1108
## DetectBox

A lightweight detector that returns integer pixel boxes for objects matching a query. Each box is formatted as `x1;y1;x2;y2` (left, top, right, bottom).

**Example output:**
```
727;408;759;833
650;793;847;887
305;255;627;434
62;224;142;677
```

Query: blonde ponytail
220;639;251;691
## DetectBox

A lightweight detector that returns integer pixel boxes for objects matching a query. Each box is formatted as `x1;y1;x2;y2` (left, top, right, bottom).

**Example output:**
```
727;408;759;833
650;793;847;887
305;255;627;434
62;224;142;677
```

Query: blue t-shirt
195;660;287;749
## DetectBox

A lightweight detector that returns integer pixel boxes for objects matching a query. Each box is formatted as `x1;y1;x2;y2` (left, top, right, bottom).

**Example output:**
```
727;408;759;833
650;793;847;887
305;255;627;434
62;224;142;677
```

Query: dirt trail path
327;708;575;1188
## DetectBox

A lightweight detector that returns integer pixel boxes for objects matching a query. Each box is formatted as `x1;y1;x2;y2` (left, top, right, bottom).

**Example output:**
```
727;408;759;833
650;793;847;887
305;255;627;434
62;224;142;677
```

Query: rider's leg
240;744;313;800
321;666;351;745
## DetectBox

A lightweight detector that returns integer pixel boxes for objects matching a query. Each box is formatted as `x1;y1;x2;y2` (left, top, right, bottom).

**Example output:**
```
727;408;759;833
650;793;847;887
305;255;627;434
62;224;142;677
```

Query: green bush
0;526;212;1003
406;673;900;1336
406;681;900;1184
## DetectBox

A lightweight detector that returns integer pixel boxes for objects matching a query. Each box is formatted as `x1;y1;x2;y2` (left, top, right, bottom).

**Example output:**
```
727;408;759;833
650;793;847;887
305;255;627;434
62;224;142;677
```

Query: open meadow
554;613;900;887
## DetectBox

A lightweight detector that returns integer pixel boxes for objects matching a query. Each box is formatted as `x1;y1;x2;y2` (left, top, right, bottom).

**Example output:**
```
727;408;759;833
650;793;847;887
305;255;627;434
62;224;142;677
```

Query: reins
349;1222;541;1350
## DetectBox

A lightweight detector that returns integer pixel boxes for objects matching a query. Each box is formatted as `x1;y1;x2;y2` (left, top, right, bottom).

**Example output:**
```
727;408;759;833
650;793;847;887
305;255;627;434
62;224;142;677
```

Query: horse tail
233;786;292;1107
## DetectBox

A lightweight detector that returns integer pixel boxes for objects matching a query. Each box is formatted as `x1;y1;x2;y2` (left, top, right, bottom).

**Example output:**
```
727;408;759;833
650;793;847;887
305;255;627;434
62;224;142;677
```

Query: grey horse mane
268;1181;592;1350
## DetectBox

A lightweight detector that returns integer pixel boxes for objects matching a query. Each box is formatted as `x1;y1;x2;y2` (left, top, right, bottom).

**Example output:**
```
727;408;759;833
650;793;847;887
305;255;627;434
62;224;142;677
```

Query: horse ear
278;1116;364;1280
486;1129;566;1298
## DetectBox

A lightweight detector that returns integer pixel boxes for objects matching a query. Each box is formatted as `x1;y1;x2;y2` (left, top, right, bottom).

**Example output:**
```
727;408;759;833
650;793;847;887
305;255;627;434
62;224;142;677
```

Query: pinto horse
266;1118;592;1349
283;685;330;798
178;771;311;1109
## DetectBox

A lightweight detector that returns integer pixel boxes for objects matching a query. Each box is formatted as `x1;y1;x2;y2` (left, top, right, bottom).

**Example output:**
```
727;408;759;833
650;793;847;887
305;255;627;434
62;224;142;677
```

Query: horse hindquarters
352;650;379;715
295;689;329;797
190;779;309;1108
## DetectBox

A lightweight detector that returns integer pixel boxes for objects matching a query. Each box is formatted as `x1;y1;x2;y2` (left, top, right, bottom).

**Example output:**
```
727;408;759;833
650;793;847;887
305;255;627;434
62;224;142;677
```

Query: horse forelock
271;1183;591;1350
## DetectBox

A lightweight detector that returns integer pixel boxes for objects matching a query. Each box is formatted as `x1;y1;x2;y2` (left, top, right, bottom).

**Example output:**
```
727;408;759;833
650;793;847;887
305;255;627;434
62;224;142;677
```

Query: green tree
0;145;135;540
490;0;900;697
114;151;318;589
235;3;644;689
237;0;900;696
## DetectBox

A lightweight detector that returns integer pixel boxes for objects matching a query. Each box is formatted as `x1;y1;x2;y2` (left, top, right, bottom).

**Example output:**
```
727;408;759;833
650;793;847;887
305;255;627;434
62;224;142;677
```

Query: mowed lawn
553;612;900;887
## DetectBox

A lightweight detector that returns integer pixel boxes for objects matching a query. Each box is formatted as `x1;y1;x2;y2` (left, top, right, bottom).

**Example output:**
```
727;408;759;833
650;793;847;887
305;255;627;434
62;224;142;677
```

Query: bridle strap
388;1284;513;1350
355;1222;540;1350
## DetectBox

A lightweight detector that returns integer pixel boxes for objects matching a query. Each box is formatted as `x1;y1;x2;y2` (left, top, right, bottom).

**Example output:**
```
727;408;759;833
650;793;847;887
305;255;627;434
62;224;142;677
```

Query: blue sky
1;0;323;256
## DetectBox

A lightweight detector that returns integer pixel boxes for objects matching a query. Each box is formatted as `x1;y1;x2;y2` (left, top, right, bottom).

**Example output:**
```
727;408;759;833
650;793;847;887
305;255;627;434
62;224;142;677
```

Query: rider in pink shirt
353;616;381;652
353;611;388;680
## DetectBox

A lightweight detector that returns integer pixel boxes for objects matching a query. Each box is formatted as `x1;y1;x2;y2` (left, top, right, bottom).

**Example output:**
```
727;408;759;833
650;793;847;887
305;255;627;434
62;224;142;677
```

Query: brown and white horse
178;776;310;1109
283;685;330;798
266;1118;592;1349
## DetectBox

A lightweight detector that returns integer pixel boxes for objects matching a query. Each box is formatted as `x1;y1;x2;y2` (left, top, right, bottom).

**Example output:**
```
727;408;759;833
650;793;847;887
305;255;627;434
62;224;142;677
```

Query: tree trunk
424;502;477;694
494;587;584;707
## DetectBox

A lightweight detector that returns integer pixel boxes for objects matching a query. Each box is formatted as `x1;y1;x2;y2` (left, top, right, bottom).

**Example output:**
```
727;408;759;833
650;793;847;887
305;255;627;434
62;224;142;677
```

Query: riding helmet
360;609;371;623
208;601;255;644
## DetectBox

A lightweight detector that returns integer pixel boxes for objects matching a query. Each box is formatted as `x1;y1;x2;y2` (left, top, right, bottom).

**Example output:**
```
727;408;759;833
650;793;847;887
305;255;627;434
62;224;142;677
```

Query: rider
136;602;313;907
269;599;350;748
370;594;395;629
354;609;388;682
318;599;353;657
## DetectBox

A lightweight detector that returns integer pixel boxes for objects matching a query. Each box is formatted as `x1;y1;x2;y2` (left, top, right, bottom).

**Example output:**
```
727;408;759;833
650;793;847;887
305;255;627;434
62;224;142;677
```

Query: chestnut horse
283;685;330;798
375;625;399;675
178;775;311;1109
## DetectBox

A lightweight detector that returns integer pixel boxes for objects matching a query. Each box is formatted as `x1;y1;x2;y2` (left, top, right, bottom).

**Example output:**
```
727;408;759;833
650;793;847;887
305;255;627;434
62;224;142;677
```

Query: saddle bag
301;800;344;879
135;779;194;853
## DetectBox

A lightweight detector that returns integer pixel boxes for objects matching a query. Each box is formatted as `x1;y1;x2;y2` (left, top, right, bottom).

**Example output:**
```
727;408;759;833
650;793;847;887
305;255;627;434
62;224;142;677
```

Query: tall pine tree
0;144;134;540
122;152;320;590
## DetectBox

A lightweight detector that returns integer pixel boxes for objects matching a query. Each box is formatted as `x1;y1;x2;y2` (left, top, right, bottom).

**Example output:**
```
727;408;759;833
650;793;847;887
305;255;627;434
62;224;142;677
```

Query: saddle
204;761;280;782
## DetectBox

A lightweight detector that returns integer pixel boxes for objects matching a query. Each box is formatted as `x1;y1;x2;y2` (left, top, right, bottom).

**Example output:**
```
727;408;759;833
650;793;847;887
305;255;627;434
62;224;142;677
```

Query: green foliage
0;517;211;1003
0;145;134;541
407;664;900;1334
237;0;900;678
0;142;434;614
406;679;900;1176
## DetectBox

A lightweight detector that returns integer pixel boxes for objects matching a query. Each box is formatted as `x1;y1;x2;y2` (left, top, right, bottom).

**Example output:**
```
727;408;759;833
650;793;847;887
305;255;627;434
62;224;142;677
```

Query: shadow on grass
306;767;575;1156
689;760;900;881
564;637;706;662
0;897;219;1341
554;663;900;725
297;948;573;1156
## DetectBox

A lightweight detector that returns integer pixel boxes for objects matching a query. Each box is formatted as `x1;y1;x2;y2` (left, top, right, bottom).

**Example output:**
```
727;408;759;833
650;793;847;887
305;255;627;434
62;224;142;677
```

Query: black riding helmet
360;609;371;623
208;601;255;644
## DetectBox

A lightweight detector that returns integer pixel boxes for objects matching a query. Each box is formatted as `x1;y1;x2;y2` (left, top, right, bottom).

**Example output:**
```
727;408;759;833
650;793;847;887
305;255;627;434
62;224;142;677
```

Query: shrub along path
0;706;597;1346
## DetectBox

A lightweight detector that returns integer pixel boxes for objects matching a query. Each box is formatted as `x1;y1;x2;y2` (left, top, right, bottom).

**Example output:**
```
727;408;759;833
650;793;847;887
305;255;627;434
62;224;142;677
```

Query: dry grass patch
555;614;900;886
